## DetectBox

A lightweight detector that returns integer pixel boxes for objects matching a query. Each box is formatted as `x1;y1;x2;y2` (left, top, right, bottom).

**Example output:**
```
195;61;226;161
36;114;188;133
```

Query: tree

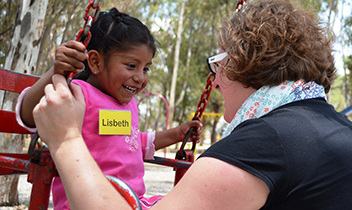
5;0;48;74
0;0;49;205
341;2;352;107
1;2;350;205
134;0;235;141
168;0;186;129
0;0;20;66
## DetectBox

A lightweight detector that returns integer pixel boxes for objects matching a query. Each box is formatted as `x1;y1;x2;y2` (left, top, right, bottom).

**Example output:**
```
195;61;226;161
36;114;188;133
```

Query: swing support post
0;150;56;210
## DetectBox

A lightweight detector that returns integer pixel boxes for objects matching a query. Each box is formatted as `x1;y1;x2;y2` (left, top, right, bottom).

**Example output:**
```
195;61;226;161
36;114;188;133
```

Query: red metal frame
0;68;40;134
138;91;170;157
0;68;57;209
27;150;57;209
0;153;30;175
138;91;169;130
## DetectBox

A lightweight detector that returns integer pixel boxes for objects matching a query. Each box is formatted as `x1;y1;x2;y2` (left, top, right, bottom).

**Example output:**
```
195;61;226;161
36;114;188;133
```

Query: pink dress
16;79;162;209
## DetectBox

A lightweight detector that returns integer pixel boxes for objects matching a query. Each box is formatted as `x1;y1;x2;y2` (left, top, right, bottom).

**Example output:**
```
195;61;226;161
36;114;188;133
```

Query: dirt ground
0;151;178;210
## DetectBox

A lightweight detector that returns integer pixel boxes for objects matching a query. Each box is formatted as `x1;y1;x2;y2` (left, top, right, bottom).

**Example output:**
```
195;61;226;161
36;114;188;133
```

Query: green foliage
346;55;352;72
133;0;239;131
330;75;345;112
344;15;352;46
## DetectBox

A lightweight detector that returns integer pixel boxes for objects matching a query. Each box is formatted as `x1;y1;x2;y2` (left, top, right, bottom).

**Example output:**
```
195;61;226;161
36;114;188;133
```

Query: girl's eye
126;64;136;69
143;68;150;72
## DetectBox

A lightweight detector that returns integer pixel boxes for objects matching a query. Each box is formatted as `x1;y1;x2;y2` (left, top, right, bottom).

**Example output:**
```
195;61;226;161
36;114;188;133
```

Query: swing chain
176;73;215;161
235;0;247;12
193;73;216;122
28;0;101;161
75;0;101;47
67;0;101;85
190;0;244;126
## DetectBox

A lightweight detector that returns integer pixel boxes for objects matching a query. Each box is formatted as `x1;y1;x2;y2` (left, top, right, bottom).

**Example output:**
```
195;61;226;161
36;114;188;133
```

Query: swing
0;0;250;209
0;61;214;210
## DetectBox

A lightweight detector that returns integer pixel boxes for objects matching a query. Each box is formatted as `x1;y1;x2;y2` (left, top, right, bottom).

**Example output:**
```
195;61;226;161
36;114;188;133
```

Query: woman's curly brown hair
217;0;336;93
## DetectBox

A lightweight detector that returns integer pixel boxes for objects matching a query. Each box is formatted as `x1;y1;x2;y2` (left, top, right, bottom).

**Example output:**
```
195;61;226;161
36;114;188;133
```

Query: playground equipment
0;0;251;209
137;90;169;157
0;67;215;210
138;90;170;130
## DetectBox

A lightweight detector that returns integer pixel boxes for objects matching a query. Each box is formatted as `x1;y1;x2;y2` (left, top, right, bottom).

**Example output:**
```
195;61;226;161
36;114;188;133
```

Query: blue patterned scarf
222;80;326;138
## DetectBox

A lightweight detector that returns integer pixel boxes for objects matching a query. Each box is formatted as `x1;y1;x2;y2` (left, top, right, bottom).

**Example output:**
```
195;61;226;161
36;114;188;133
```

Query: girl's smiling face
88;44;153;104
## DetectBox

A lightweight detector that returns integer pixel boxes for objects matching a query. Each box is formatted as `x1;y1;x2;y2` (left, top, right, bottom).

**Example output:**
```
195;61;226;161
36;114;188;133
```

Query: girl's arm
153;120;203;150
20;41;88;127
21;67;55;127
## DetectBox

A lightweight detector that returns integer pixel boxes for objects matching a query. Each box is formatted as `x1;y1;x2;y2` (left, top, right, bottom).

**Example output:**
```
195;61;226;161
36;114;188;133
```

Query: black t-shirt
200;98;352;209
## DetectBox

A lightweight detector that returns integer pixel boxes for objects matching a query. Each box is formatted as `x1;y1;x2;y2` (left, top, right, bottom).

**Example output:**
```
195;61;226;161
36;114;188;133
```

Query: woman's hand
32;75;131;210
54;40;88;75
33;74;86;151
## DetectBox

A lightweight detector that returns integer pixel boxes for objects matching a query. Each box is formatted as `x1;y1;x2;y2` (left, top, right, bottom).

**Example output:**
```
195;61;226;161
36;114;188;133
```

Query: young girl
16;8;202;210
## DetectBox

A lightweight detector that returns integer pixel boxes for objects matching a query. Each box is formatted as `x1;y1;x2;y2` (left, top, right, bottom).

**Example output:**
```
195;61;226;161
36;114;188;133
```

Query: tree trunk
5;0;49;74
0;0;48;205
168;0;186;129
175;33;193;108
339;1;348;108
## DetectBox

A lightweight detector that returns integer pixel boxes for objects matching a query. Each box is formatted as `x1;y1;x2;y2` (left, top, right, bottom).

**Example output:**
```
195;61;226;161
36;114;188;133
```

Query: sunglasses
207;52;228;74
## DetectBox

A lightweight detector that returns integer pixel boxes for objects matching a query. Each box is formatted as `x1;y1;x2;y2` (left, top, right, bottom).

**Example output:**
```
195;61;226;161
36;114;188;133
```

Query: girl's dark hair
74;8;158;80
218;0;336;93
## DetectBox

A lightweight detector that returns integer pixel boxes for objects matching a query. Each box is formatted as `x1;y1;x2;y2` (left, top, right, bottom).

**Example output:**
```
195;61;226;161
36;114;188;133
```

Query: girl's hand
153;120;203;150
54;40;88;76
178;120;203;143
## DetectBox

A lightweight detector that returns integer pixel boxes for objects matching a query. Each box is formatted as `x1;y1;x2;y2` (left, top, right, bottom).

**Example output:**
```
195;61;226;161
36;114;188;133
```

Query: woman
33;0;352;209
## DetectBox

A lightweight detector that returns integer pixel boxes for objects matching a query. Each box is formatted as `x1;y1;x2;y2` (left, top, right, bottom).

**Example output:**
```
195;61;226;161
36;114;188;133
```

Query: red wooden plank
0;68;40;93
0;110;34;134
0;69;37;134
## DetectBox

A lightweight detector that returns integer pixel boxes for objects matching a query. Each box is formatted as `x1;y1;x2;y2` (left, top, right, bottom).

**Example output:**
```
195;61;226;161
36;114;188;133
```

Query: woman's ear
87;50;101;75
